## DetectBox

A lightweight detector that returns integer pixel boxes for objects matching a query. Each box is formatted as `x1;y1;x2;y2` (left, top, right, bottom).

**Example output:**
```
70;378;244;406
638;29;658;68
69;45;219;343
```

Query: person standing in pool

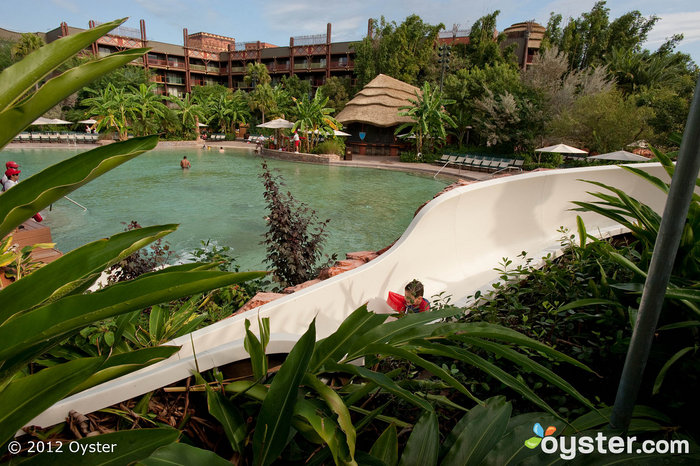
180;156;191;169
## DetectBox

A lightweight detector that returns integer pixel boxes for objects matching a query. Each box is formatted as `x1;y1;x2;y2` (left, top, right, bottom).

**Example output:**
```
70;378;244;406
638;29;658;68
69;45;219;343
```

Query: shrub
313;138;345;155
259;160;333;287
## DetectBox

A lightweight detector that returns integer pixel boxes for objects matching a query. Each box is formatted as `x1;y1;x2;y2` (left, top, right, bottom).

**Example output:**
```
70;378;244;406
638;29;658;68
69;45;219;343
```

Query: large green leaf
417;341;559;417
457;337;595;410
205;381;247;453
344;307;463;360
0;357;103;445
653;347;694;395
0;271;265;365
304;374;356;461
0;19;128;112
369;424;398;466
441;397;512;466
310;305;387;372
0;136;158;238
329;363;433;412
0;224;178;323
137;442;232;466
0;48;149;147
244;317;269;380
67;346;181;396
398;410;438;466
253;319;316;466
21;428;179;466
361;343;480;404
295;399;354;465
481;412;563;466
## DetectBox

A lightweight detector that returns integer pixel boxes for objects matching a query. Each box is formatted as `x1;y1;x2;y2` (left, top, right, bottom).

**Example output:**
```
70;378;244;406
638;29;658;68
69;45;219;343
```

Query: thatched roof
336;74;420;128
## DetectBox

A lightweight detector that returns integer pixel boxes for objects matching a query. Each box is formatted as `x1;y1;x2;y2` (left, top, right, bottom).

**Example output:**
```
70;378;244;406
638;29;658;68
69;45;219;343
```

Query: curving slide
29;163;672;429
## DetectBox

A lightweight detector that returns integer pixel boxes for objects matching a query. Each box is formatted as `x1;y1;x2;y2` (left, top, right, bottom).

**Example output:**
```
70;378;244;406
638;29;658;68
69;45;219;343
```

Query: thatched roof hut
337;75;420;156
336;74;420;128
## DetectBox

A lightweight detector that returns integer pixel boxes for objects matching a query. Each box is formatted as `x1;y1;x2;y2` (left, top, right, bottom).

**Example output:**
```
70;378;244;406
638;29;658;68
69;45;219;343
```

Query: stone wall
259;148;340;164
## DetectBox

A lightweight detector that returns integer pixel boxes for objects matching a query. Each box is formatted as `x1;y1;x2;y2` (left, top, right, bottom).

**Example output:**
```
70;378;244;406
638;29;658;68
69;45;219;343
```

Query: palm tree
82;83;132;140
129;83;168;136
243;62;271;89
206;94;233;133
227;90;251;134
168;93;206;140
396;82;457;156
10;33;45;62
291;91;339;152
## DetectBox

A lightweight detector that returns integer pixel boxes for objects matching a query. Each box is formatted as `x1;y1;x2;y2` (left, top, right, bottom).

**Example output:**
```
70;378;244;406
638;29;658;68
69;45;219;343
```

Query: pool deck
4;139;496;181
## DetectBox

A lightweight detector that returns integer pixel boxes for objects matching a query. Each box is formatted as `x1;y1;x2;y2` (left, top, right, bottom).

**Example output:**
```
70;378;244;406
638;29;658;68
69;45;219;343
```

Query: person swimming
180;156;191;169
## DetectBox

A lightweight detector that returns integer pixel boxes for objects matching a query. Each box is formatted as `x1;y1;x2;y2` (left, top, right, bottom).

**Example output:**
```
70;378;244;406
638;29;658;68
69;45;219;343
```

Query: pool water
1;146;449;270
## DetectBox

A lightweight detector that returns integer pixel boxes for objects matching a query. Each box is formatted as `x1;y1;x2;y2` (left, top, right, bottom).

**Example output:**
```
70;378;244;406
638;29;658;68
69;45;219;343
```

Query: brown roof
336;74;420;128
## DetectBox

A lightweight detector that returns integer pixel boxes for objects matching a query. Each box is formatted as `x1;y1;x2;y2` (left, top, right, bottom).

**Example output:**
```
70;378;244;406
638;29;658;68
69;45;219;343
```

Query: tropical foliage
290;91;339;152
396;82;456;155
0;18;264;458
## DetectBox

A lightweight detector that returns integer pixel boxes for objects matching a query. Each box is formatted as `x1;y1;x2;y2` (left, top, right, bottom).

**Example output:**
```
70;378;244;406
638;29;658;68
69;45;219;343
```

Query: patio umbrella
588;150;649;162
78;119;98;124
334;130;351;137
32;117;71;125
535;143;587;163
257;118;294;129
197;122;208;127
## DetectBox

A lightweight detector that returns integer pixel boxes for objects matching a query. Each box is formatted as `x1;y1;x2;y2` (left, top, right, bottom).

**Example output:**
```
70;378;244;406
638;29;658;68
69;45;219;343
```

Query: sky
1;0;699;63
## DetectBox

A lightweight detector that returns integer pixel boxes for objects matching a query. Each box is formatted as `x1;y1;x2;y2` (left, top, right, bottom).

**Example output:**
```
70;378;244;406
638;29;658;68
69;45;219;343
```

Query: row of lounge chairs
435;153;524;173
206;133;226;141
13;132;99;143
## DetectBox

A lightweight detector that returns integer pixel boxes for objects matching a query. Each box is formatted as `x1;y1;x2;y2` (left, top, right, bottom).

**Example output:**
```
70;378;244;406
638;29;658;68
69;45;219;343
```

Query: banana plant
0;18;265;450
190;305;597;465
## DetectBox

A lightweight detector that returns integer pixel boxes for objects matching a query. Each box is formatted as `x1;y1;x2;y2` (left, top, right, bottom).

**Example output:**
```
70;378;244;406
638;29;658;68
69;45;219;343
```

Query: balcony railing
231;66;245;72
330;59;353;68
168;60;186;69
167;79;185;85
148;58;168;66
310;62;326;69
294;63;308;70
189;64;206;72
206;65;220;73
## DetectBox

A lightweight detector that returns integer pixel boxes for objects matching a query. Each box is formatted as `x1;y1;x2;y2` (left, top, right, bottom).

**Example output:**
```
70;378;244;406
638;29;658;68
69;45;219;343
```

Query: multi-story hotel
0;19;543;97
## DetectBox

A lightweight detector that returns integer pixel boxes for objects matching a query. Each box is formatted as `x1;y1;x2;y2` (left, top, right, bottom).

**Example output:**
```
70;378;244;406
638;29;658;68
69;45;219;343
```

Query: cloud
645;11;700;46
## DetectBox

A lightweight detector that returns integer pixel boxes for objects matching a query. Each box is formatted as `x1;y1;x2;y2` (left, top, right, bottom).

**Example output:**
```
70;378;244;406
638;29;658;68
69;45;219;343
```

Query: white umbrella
535;143;587;154
588;150;648;162
78;119;98;124
197;122;208;127
333;130;351;137
32;117;71;125
257;118;294;129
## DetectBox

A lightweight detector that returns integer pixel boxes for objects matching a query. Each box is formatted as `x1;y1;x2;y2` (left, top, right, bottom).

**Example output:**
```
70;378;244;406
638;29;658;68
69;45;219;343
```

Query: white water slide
30;163;672;429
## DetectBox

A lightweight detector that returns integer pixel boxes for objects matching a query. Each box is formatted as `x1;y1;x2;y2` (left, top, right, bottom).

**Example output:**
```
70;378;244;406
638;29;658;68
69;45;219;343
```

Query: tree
317;76;352;115
443;63;521;146
244;62;270;89
290;91;339;153
352;15;443;88
281;75;311;100
129;83;169;136
249;83;288;124
455;11;516;70
0;40;13;72
82;83;132;140
168;93;206;140
395;82;456;155
10;33;45;62
543;1;658;70
549;89;651;153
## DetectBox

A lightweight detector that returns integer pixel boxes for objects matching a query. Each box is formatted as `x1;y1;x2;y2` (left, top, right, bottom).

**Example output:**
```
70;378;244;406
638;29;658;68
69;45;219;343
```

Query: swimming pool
1;146;449;270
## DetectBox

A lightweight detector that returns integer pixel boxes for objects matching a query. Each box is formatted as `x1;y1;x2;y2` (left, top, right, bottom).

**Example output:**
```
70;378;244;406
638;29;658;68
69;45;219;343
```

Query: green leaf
398;410;438;466
370;424;398;466
557;298;621;313
205;382;247;453
310;305;387;372
657;321;700;331
253;319;316;466
0;357;103;446
304;374;356;461
330;363;433;412
244;318;268;380
576;215;587;248
137;442;232;466
294;399;354;465
419;341;559;417
653;347;694;394
21;428;179;466
0;271;264;367
482;412;564;466
361;343;480;404
68;346;181;396
441;397;512;466
1;48;149;148
0;136;158;239
457;337;595;410
0;18;128;112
